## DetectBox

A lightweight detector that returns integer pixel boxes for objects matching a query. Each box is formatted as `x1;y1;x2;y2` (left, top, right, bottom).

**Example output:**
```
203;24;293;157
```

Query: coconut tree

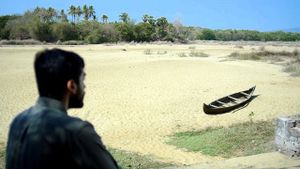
75;6;82;23
82;5;89;21
119;12;129;23
59;9;68;22
101;14;108;23
68;5;76;23
88;5;95;20
47;7;57;23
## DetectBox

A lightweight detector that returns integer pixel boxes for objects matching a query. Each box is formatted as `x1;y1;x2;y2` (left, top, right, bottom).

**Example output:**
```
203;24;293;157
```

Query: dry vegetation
228;48;300;76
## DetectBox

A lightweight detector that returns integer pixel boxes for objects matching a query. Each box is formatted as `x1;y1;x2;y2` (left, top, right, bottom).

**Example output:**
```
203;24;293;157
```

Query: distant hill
281;27;300;33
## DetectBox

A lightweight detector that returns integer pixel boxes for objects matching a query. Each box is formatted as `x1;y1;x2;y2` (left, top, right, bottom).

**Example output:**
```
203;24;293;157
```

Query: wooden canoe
203;86;256;114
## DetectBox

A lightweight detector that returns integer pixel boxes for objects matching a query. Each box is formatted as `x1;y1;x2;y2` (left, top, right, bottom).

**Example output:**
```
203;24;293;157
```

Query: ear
67;80;78;95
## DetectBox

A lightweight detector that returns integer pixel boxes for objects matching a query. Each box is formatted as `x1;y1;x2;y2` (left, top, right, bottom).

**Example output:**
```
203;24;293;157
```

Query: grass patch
109;148;172;169
60;40;86;45
188;46;196;50
144;49;153;55
157;51;167;55
234;45;244;49
189;50;209;57
0;142;5;169
0;39;42;45
228;49;300;76
167;120;276;158
283;60;300;76
177;52;188;57
0;144;170;169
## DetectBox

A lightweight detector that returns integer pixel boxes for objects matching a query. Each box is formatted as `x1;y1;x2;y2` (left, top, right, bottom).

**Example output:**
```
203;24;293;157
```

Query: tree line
0;5;300;43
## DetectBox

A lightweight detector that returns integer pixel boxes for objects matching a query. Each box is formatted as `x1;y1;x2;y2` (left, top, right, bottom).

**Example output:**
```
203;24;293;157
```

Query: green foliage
134;23;155;42
167;121;275;158
116;22;135;42
30;19;55;42
0;15;20;39
119;12;130;23
77;20;101;40
156;17;169;40
198;29;216;40
4;13;33;40
52;22;79;41
85;24;118;43
109;148;171;169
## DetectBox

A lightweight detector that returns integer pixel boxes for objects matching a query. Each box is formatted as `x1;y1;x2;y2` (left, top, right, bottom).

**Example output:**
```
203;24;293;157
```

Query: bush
198;29;216;40
61;40;85;45
189;50;209;57
52;22;79;41
144;49;153;55
30;19;55;42
178;52;188;57
0;39;42;45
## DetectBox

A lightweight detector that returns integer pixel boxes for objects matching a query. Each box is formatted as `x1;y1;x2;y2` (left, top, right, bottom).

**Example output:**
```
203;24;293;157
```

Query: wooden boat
203;86;256;114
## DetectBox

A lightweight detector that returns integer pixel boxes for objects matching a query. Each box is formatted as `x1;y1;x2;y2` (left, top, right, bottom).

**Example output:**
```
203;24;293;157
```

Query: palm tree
88;5;95;20
119;12;129;23
101;14;108;23
93;15;97;21
47;7;57;23
142;14;149;23
68;5;76;23
59;9;68;22
82;5;89;21
142;14;155;25
75;6;82;23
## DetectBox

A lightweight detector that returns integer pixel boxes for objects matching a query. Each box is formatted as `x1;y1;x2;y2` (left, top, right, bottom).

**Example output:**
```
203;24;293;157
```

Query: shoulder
63;116;95;134
9;107;33;128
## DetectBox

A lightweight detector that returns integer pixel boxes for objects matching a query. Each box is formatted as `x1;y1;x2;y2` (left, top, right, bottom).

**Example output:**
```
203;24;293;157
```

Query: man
6;49;120;169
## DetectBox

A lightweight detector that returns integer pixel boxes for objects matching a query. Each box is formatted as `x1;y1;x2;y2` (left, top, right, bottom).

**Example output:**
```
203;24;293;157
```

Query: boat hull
203;86;256;115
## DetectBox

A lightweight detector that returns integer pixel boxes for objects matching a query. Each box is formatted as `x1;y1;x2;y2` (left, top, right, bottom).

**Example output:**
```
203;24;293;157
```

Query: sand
0;43;300;165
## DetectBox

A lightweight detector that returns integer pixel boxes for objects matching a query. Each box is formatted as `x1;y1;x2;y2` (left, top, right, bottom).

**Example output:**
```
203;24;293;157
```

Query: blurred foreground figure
6;49;120;169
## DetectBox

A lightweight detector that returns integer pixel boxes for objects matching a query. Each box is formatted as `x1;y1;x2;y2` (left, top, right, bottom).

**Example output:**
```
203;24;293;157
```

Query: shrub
292;49;299;56
52;22;79;41
198;29;216;40
188;46;196;50
157;51;167;55
0;39;42;45
234;45;244;49
30;20;55;42
61;40;85;45
178;52;188;57
189;50;209;57
144;49;152;55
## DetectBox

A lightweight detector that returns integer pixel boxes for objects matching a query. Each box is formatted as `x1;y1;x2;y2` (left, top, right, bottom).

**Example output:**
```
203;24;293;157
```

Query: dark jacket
6;97;120;169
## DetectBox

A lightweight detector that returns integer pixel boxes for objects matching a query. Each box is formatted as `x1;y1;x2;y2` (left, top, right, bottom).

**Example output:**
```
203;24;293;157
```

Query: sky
0;0;299;32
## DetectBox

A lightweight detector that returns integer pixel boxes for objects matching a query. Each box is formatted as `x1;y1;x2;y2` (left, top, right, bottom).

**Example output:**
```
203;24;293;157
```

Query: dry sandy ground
0;43;300;165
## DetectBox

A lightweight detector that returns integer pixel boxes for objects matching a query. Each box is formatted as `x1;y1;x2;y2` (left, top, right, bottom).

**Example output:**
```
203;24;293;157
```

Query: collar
35;96;67;114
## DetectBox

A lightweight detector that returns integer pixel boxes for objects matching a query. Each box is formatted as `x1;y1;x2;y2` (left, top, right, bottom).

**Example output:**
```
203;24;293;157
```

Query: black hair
34;48;85;100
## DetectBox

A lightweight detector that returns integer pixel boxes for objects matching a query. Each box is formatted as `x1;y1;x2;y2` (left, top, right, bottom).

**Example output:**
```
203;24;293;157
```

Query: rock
275;116;300;157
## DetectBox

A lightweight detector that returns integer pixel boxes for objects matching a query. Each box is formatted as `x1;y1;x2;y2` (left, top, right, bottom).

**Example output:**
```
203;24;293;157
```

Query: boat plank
228;95;239;101
216;100;226;105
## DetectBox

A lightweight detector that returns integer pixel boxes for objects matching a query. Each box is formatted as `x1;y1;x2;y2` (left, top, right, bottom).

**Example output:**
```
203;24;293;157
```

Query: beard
68;88;85;108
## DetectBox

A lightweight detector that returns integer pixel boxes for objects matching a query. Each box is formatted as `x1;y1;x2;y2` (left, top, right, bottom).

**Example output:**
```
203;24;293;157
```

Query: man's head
34;48;86;108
